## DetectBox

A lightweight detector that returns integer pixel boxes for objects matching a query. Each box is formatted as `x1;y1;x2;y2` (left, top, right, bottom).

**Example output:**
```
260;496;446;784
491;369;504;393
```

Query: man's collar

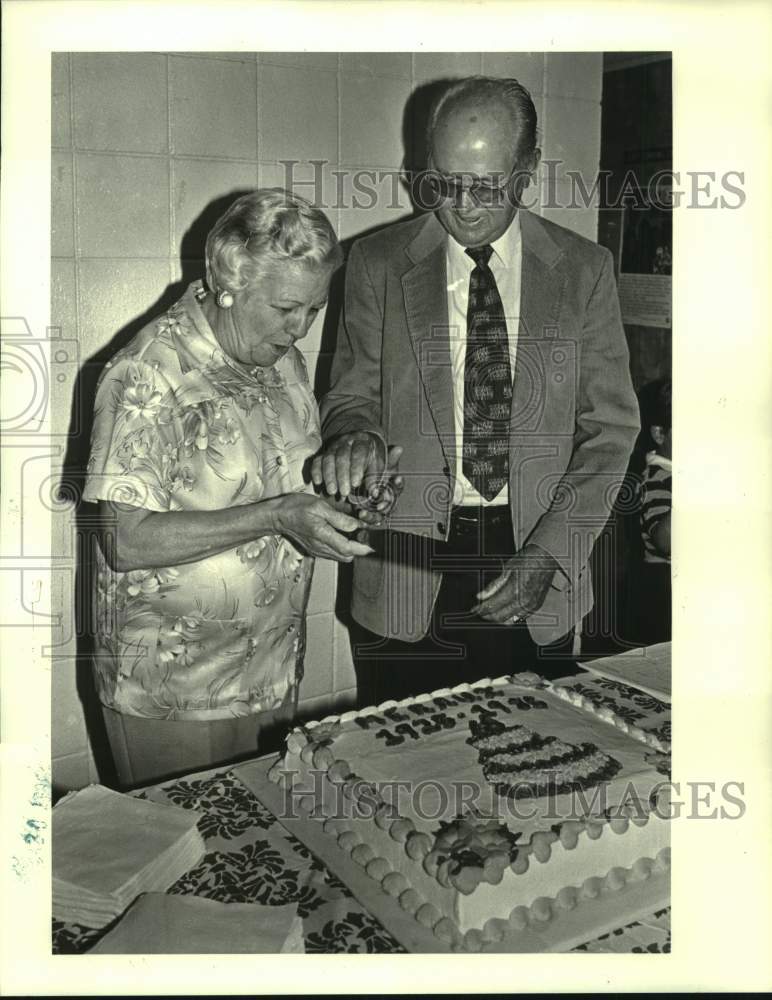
446;210;522;267
490;210;522;265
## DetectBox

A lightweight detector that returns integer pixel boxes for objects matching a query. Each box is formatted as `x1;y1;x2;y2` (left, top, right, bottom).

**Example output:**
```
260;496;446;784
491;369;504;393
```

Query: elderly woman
83;189;380;787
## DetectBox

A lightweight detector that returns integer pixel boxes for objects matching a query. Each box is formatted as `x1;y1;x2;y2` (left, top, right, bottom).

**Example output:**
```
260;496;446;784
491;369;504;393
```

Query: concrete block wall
50;50;602;792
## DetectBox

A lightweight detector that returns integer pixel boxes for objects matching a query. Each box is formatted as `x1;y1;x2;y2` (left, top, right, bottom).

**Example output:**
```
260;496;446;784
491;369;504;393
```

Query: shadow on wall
314;78;458;657
313;78;455;399
56;189;253;788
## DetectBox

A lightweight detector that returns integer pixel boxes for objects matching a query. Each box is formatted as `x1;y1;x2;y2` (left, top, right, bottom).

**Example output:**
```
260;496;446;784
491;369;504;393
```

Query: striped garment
640;452;672;564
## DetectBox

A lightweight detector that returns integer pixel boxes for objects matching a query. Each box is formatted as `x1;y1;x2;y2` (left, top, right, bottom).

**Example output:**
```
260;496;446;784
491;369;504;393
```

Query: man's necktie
462;244;512;501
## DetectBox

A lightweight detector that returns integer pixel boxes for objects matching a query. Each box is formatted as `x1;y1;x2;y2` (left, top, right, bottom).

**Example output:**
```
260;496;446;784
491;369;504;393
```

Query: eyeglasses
419;162;525;208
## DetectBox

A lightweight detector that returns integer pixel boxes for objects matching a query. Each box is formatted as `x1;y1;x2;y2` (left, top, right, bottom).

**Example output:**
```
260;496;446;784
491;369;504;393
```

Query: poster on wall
617;272;671;328
617;151;672;329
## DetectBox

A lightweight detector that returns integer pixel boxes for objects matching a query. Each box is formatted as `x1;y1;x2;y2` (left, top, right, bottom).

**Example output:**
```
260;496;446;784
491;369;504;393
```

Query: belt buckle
451;506;482;538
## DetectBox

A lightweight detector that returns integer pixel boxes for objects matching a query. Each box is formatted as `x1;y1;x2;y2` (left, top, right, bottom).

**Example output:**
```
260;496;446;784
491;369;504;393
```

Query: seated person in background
636;378;672;642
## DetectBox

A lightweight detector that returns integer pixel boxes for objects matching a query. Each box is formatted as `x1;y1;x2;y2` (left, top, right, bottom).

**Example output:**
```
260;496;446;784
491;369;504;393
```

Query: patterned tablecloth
52;764;670;955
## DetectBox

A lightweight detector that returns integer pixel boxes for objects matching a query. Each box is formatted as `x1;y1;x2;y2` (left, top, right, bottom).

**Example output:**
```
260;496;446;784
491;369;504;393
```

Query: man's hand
350;444;405;527
311;433;404;525
270;494;375;563
311;431;380;500
471;543;560;623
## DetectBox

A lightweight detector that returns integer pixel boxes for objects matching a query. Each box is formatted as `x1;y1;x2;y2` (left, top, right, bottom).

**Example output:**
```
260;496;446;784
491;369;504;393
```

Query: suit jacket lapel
401;216;455;467
510;213;567;475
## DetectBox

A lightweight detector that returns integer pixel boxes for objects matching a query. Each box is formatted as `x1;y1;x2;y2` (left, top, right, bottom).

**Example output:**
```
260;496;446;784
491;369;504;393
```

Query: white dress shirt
445;213;523;506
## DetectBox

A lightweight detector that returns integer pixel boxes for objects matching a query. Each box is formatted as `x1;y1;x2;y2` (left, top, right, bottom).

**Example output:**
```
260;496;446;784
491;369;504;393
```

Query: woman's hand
97;494;374;573
270;493;375;562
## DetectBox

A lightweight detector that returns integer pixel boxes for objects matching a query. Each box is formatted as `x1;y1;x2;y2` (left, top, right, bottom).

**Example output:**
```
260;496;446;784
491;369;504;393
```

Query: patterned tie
462;245;512;501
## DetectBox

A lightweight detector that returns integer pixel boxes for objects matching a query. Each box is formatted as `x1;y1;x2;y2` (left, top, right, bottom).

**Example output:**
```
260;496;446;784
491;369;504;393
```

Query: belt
449;504;511;537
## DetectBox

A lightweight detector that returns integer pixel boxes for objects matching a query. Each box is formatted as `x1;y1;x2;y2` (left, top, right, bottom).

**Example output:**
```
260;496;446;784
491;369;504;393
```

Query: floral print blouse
83;281;322;721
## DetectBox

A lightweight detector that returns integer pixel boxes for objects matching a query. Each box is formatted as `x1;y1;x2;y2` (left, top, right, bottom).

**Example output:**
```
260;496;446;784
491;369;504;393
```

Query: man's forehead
430;140;517;179
432;98;519;173
436;96;517;138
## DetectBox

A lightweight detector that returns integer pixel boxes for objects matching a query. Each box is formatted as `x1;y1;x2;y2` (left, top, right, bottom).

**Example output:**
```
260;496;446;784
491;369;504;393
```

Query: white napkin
90;893;304;954
53;785;205;928
581;642;671;700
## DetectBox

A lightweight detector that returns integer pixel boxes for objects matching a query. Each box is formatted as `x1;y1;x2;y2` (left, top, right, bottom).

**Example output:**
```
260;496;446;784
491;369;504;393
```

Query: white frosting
273;672;671;944
454;813;669;932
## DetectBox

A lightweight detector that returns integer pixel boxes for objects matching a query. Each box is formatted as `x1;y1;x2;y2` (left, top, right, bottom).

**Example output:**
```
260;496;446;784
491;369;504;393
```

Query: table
52;762;670;955
54;645;672;953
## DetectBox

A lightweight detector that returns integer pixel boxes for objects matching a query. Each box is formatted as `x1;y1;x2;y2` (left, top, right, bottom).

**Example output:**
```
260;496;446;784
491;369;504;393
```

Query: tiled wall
51;50;603;792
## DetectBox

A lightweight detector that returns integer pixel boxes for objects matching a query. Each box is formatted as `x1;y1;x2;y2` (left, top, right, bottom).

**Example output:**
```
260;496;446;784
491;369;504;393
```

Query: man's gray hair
426;76;539;163
205;188;343;295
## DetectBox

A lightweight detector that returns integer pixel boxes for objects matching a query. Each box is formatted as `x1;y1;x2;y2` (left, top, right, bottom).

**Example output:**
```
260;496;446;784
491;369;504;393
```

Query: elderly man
312;76;639;705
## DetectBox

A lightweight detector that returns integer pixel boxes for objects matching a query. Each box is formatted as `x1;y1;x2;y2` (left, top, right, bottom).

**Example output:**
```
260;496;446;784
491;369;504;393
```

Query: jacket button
437;522;446;535
442;465;450;477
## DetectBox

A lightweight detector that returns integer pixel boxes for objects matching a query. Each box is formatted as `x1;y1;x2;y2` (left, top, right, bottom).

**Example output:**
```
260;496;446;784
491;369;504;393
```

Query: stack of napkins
583;641;671;700
53;785;205;928
90;894;305;953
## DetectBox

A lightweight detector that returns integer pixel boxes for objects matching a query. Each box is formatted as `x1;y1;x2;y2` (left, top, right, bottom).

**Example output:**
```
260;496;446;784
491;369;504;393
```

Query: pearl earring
217;289;234;309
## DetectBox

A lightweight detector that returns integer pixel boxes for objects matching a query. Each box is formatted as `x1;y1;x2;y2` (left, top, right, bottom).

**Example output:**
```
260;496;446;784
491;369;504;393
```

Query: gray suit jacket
321;209;639;644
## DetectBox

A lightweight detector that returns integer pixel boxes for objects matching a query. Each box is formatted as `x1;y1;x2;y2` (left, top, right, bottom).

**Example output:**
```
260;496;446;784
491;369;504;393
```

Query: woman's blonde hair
205;188;342;295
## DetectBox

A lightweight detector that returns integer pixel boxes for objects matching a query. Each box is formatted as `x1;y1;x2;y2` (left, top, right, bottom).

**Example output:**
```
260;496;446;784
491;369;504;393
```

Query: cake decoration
556;681;647;725
426;817;521;894
467;716;624;799
270;670;672;950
